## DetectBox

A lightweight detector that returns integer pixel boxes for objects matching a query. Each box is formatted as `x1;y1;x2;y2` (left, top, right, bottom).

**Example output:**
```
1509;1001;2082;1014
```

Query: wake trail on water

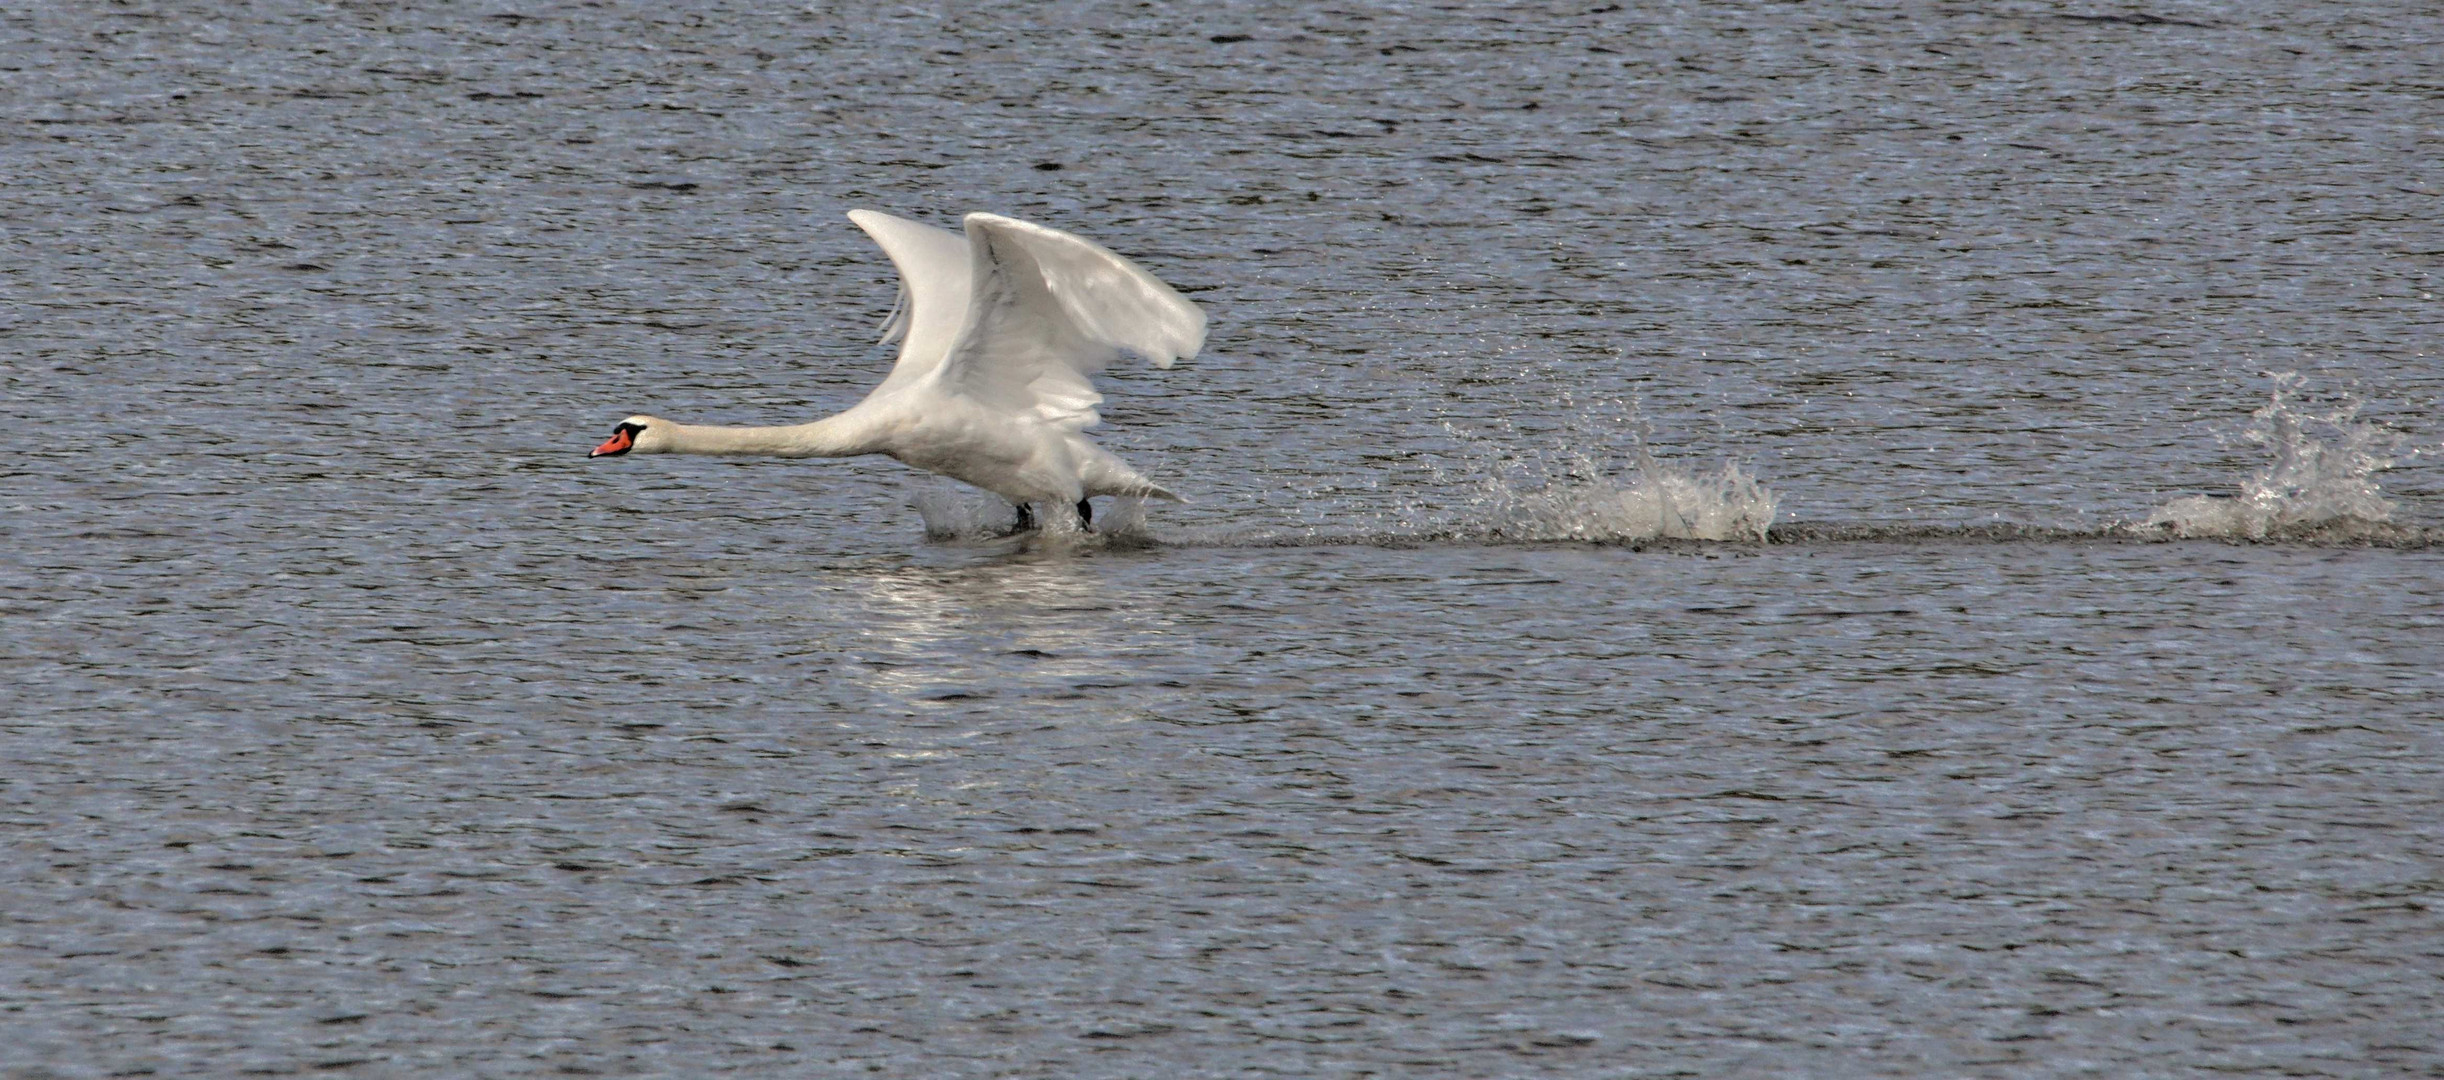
1160;450;1780;549
1779;375;2435;547
909;376;2436;551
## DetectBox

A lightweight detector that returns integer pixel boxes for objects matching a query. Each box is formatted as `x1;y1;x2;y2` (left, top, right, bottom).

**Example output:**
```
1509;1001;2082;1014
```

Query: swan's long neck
660;413;872;458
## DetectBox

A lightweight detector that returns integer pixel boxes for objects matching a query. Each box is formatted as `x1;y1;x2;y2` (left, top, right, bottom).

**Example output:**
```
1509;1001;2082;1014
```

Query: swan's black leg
1076;498;1093;529
1012;503;1035;532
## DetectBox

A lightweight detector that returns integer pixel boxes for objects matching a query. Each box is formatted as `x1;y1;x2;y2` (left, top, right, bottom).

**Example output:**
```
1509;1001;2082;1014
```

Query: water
6;1;2443;1076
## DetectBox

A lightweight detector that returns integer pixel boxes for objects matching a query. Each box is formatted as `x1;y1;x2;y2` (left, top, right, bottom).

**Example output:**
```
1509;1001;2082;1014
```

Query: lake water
6;1;2442;1076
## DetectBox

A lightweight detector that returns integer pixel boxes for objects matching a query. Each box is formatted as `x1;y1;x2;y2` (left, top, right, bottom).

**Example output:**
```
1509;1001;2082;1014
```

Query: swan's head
589;415;673;457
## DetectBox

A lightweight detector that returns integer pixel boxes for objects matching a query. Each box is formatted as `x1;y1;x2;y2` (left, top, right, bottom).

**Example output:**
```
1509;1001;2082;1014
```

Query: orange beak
589;428;635;457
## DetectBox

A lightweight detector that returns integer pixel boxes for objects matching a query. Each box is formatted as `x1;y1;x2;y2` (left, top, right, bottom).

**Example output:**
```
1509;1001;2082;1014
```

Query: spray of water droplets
2141;373;2418;540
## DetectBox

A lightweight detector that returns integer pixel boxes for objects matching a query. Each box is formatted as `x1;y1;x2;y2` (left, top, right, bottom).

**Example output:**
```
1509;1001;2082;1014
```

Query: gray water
7;1;2443;1076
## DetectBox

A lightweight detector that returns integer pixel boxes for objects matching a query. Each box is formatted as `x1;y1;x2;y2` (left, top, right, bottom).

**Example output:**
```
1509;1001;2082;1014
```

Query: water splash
1479;454;1779;543
1427;401;1779;543
910;485;1014;541
2140;373;2413;540
910;484;1153;544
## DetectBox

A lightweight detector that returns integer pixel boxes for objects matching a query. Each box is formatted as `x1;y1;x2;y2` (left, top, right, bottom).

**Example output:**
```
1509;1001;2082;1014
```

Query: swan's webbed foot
1010;502;1036;533
1076;498;1093;529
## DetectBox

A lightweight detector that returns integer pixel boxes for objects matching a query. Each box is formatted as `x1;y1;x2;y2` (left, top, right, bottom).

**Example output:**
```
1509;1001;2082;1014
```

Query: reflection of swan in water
843;559;1142;720
587;210;1207;532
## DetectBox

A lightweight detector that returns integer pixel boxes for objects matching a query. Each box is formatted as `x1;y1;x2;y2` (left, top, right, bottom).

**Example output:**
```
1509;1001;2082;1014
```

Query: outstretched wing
937;213;1207;431
846;209;974;398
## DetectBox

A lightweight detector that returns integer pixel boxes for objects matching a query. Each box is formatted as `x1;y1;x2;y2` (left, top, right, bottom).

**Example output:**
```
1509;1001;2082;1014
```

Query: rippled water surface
7;1;2443;1076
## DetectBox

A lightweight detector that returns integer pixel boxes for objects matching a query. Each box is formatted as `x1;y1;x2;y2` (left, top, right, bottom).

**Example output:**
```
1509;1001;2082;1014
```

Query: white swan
588;210;1207;529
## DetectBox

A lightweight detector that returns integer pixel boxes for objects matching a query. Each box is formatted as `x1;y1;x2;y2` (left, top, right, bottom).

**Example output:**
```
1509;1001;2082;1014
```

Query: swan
588;210;1207;530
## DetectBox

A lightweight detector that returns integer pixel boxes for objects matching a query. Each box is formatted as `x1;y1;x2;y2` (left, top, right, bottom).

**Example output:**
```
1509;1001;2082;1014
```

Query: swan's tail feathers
1081;447;1186;503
